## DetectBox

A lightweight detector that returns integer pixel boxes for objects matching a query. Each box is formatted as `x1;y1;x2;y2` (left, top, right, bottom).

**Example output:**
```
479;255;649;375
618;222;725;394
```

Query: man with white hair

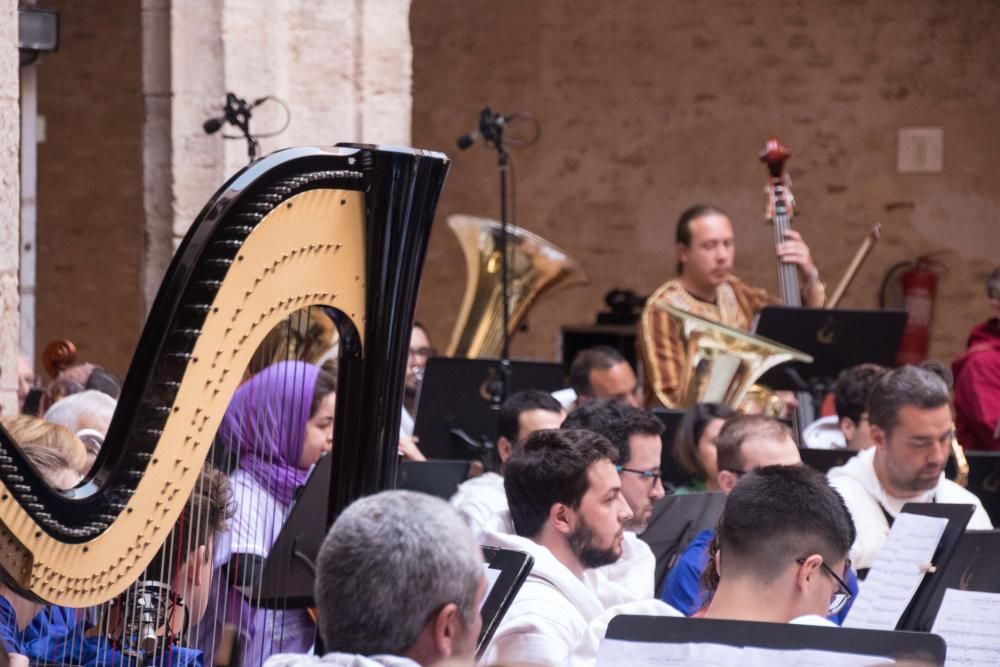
265;490;486;667
43;389;116;474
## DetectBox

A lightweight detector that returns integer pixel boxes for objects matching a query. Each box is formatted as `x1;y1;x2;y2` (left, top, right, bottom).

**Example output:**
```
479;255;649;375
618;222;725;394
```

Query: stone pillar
141;0;413;314
0;0;21;414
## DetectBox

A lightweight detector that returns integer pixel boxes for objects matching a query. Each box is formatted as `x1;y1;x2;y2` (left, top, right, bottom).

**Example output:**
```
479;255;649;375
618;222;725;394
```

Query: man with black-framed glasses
703;465;856;626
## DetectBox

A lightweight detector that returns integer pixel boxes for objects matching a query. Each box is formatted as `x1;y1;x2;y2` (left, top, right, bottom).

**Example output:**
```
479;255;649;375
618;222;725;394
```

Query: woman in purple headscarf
200;360;336;664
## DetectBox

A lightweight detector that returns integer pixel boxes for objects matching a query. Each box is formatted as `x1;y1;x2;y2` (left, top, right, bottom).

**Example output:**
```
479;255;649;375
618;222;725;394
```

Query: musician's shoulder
646;278;685;304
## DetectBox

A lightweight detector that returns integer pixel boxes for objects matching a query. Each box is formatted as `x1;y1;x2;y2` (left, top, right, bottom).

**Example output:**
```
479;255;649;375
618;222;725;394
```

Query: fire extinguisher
879;254;947;366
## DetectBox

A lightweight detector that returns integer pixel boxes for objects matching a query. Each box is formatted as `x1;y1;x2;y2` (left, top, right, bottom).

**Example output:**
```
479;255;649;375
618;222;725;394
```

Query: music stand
397;459;471;500
477;546;533;659
755;307;906;392
651;407;690;489
963;451;1000;525
599;615;946;664
413;357;564;461
905;529;1000;633
639;492;727;592
895;502;975;631
240;452;333;609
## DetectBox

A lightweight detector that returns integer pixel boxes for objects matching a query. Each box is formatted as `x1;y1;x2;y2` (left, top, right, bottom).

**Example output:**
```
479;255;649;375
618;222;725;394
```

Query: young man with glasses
562;400;667;605
703;465;856;626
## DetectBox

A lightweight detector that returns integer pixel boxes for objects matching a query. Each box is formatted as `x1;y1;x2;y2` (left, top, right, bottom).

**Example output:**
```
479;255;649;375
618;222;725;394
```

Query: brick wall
411;0;1000;365
36;0;144;377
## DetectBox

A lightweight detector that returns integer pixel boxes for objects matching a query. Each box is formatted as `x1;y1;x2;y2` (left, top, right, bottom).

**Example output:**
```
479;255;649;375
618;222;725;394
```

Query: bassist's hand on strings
777;230;825;307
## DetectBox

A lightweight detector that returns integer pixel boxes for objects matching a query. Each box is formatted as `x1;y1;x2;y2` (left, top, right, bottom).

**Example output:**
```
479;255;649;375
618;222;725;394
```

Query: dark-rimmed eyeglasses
616;465;663;486
796;557;853;615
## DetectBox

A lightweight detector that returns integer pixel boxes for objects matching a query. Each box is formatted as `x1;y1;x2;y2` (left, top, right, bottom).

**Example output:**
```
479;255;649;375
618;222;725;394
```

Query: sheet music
844;512;948;630
930;588;1000;666
480;563;502;610
595;639;891;666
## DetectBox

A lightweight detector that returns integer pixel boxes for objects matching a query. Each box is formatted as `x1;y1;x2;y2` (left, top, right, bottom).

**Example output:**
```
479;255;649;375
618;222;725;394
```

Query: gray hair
315;490;483;656
868;365;950;437
43;390;116;433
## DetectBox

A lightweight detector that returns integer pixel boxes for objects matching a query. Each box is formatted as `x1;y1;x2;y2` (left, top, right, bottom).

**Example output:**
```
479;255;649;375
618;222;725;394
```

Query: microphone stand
480;110;513;406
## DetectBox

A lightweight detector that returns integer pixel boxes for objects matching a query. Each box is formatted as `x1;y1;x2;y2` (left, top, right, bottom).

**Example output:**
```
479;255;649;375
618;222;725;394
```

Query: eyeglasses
796;557;853;615
616;465;663;486
408;346;436;360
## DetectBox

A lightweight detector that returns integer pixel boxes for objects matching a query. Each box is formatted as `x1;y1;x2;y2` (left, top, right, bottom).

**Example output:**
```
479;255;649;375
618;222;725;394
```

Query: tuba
446;215;587;358
655;302;813;409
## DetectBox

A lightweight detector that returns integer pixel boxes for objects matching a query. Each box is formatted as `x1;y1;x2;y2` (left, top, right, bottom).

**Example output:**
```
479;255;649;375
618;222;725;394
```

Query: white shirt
827;446;993;570
215;469;316;662
451;479;656;605
399;407;415;439
480;531;607;667
450;472;509;540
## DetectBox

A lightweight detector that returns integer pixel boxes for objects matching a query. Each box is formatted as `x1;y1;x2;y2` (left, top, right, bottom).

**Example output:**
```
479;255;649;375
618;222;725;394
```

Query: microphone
456;107;515;150
203;93;270;135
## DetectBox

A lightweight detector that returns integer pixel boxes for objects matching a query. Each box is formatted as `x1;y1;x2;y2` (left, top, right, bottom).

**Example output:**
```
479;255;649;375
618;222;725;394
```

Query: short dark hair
833;364;888;424
497;390;564;444
867;365;950;438
987;268;1000;300
569;346;626;398
717;465;855;582
715;415;791;474
672;403;736;481
310;367;337;416
145;466;233;577
562;400;663;464
503;429;618;538
675;204;727;274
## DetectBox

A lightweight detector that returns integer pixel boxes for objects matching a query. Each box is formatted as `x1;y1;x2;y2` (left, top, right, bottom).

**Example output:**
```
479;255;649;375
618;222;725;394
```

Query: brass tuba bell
446;215;588;358
656;302;813;409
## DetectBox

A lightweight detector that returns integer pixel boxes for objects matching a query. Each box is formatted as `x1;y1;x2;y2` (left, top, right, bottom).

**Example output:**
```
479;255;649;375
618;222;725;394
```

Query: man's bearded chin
568;519;620;569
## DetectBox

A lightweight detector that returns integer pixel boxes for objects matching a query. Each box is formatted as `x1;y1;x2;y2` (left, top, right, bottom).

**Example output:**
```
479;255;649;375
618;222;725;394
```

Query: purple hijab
219;360;321;506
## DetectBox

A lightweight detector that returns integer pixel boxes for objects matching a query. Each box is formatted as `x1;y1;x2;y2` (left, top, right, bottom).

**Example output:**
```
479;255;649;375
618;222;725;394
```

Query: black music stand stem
485;111;514;405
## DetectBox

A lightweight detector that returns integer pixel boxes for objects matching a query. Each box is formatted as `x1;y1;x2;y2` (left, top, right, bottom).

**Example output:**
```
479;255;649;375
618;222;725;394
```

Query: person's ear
717;470;738;494
795;553;823;592
189;545;208;586
497;437;513;463
839;417;856;443
870;423;888;449
550;502;575;537
677;242;689;268
431;602;460;657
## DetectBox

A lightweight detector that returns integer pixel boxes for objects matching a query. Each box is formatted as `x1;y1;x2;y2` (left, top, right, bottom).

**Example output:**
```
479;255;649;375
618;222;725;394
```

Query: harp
0;144;448;662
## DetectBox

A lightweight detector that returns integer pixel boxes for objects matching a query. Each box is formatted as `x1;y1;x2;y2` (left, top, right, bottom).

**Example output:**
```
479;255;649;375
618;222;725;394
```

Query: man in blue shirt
660;415;858;623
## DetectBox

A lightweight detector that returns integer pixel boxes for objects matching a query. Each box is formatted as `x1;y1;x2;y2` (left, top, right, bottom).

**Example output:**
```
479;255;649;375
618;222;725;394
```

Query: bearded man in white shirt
481;429;635;666
828;364;993;572
561;400;666;606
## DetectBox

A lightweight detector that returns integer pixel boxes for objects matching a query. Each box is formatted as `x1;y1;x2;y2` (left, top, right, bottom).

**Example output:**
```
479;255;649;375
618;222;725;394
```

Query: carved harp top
0;145;449;608
760;137;801;307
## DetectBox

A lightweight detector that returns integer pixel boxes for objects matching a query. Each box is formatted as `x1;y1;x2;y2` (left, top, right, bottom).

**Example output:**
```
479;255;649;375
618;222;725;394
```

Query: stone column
0;0;21;414
141;0;413;314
